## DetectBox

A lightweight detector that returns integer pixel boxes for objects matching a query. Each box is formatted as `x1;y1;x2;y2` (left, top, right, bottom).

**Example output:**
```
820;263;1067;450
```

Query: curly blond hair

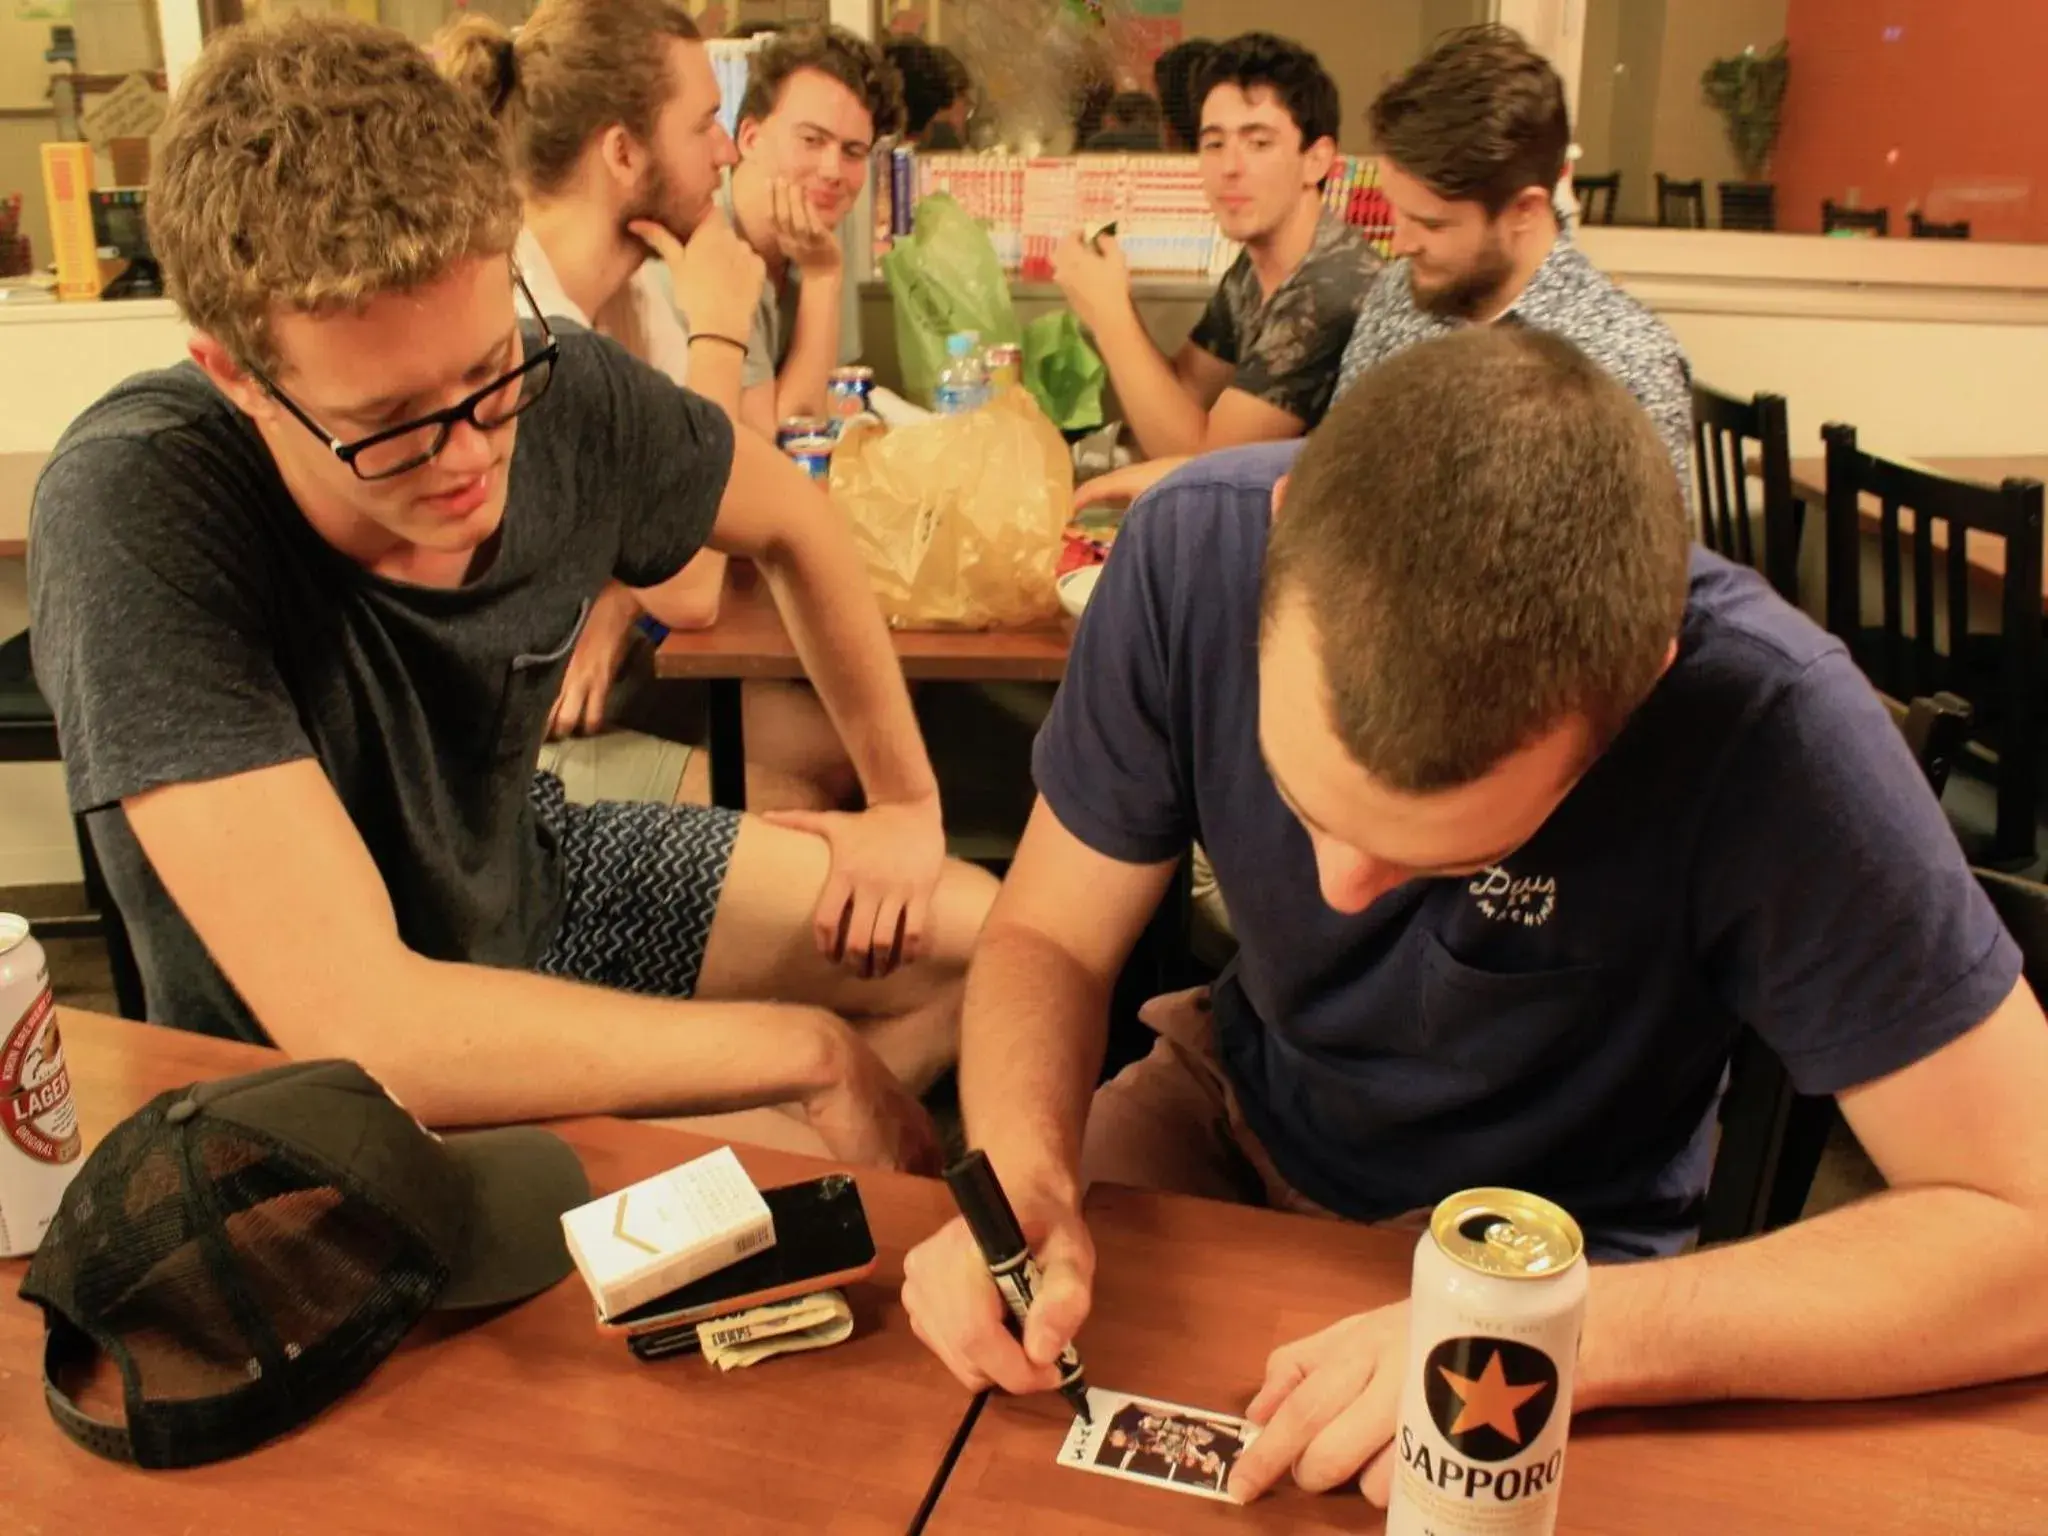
149;12;522;372
436;0;701;197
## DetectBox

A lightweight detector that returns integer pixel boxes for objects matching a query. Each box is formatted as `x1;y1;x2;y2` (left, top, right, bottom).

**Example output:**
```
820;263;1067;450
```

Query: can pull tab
1461;1211;1564;1273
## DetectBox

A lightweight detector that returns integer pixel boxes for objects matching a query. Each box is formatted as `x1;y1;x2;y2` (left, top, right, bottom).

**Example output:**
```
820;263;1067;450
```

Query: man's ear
1269;472;1291;523
189;333;270;420
1507;181;1554;233
735;114;763;157
598;123;643;190
1302;136;1338;193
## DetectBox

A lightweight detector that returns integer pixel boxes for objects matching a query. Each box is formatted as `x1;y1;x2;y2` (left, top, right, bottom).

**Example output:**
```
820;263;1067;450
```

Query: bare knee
924;859;999;974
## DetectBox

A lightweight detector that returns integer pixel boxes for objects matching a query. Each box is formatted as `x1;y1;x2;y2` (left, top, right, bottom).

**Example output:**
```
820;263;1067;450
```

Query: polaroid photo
1056;1388;1260;1503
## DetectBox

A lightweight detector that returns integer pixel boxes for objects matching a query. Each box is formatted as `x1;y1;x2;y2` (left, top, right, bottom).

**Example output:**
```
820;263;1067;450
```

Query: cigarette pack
561;1146;776;1321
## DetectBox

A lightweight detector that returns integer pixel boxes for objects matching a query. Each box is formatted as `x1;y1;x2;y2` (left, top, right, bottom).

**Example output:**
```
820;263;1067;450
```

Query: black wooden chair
1699;689;1974;1245
1717;180;1777;231
1574;172;1619;226
0;629;146;1019
1656;174;1706;229
1821;422;2045;869
1691;385;1799;602
1909;211;1970;240
1822;201;1889;236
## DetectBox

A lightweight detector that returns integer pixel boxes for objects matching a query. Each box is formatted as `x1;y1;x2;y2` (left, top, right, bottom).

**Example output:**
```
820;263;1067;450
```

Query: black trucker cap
18;1058;590;1468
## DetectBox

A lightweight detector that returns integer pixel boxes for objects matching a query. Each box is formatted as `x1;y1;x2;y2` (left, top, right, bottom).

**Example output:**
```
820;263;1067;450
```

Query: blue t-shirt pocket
1414;932;1614;1090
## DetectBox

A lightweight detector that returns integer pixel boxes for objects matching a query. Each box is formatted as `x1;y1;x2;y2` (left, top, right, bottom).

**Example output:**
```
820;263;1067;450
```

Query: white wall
0;302;189;458
1667;311;2048;461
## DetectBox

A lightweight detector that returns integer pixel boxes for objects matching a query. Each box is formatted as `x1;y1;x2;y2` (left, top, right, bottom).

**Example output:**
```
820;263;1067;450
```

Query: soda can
0;914;83;1258
781;434;835;481
826;365;875;426
1385;1187;1586;1536
775;416;831;451
985;343;1023;393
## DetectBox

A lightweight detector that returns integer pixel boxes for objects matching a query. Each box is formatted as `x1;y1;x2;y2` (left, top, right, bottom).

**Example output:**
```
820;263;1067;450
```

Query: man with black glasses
27;14;994;1167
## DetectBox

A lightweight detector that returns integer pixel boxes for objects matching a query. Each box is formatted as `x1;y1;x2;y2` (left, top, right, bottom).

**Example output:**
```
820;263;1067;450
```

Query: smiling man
1051;32;1379;460
902;326;2048;1507
722;25;903;439
27;14;997;1168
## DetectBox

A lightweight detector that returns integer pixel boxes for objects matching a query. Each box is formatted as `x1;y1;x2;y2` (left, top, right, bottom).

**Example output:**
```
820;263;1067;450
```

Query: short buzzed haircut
1263;327;1689;792
1370;25;1570;214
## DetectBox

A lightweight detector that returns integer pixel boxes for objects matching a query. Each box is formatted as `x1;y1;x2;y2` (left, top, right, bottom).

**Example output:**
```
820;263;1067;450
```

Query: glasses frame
249;273;560;483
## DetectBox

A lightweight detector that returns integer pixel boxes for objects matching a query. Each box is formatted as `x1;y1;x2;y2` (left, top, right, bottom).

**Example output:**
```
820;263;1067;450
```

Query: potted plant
1701;41;1789;179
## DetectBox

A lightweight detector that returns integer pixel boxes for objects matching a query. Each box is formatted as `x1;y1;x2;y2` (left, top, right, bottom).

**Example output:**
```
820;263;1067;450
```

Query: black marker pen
944;1149;1093;1424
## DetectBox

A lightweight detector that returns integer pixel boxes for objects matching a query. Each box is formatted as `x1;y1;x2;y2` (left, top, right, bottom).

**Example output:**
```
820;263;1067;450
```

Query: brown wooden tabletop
1;451;40;559
654;562;1071;685
925;1183;2048;1534
2;1011;977;1535
1790;454;2048;611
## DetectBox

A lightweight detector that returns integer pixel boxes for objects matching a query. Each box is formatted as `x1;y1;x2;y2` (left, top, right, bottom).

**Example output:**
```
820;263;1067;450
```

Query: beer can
826;365;876;425
0;914;83;1258
781;434;835;481
1386;1188;1586;1536
775;416;831;451
985;343;1023;393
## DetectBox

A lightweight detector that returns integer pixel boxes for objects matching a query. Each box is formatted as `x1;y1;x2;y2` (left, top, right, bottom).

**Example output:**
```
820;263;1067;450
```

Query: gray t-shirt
715;172;804;394
27;327;733;1042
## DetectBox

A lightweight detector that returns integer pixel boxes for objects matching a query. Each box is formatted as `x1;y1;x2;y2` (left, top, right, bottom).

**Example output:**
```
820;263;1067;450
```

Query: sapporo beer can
1386;1188;1587;1536
0;914;84;1258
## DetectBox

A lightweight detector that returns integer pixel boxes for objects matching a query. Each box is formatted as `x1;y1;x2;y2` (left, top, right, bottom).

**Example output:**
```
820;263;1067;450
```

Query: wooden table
1790;454;2048;613
655;562;1071;809
2;1012;976;1535
925;1183;2048;1534
0;451;39;559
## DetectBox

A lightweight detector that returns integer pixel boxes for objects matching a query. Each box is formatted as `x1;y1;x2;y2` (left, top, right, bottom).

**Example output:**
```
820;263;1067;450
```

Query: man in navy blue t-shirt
901;326;2048;1508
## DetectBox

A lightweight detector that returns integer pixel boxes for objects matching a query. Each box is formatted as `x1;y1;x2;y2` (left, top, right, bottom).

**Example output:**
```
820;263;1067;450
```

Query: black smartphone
1087;219;1119;251
602;1173;877;1336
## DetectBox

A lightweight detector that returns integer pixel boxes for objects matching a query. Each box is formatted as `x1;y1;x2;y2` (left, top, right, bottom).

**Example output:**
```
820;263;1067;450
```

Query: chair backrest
1717;180;1777;231
1909;211;1970;240
1656;174;1706;228
1574;172;1619;226
1822;200;1889;236
1821;422;2046;866
1691;385;1799;602
1879;690;1972;798
1976;868;2048;996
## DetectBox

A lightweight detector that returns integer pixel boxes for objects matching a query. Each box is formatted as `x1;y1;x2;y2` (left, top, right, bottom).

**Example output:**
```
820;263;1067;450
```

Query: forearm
319;952;847;1128
755;502;936;807
633;550;727;630
684;335;750;420
1093;306;1208;460
1580;1184;2048;1411
958;922;1111;1210
775;270;843;421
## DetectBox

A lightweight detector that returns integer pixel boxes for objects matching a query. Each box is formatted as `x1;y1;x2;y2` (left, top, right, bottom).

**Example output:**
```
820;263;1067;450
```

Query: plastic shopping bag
882;193;1023;407
829;389;1073;629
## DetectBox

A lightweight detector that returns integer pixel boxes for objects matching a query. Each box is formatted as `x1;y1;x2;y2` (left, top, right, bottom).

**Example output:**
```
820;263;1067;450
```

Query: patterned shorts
530;772;742;999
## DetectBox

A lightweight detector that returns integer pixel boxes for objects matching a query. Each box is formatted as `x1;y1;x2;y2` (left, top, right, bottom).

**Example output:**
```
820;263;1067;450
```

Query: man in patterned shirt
1338;25;1694;497
1051;33;1379;461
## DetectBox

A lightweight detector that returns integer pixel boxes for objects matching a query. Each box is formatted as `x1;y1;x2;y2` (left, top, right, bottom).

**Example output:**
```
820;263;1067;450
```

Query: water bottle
933;331;990;415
